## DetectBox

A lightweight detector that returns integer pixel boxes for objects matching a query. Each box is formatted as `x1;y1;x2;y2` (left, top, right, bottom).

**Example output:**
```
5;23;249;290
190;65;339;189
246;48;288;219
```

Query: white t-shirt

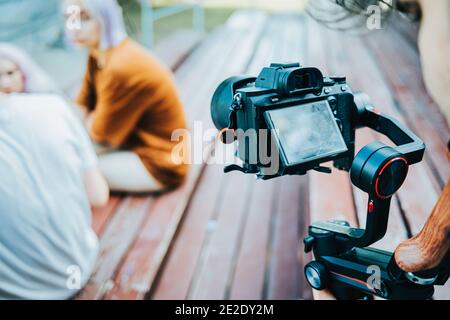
0;93;99;300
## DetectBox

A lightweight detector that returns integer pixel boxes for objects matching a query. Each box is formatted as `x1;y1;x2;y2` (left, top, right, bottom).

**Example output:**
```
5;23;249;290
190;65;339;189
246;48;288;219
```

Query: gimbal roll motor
351;142;409;200
210;63;449;300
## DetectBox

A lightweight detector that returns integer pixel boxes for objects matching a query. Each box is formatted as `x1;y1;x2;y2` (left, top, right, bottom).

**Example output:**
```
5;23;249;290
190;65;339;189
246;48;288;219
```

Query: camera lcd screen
264;101;348;166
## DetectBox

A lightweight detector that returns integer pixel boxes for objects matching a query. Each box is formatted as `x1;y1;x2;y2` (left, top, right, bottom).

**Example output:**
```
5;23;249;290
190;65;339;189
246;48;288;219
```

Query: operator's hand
394;175;450;273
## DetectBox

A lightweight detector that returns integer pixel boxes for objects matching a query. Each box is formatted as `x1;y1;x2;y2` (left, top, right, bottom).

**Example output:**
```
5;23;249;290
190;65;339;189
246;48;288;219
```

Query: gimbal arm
308;94;426;249
353;93;426;165
345;94;424;248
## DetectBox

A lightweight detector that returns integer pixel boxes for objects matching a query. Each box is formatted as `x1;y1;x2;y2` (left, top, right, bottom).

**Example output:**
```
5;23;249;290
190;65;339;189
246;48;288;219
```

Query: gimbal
303;93;450;300
210;63;449;300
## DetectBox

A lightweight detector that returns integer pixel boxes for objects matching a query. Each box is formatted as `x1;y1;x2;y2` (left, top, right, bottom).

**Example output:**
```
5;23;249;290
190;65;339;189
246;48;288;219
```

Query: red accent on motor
368;200;375;213
374;157;408;199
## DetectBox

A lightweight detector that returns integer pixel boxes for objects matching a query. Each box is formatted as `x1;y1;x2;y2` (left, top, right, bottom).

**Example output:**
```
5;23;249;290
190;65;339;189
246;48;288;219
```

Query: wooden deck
77;11;450;300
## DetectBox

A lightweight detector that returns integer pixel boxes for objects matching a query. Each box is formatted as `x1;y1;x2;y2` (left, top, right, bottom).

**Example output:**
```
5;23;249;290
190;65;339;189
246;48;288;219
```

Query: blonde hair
82;0;128;50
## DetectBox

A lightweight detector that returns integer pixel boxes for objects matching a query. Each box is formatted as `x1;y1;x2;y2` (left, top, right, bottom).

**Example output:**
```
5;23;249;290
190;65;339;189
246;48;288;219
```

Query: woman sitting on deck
63;0;189;193
0;43;109;300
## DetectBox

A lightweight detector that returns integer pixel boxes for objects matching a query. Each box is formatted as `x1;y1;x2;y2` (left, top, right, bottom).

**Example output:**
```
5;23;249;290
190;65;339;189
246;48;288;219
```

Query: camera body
211;63;357;178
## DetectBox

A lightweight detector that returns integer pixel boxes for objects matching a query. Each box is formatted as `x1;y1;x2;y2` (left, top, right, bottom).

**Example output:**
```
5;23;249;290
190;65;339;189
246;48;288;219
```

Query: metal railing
140;0;205;48
0;0;61;48
0;0;206;49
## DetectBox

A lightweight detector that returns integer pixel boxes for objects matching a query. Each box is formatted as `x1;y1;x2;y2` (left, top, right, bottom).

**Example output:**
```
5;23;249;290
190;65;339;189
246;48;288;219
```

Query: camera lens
211;76;254;130
211;78;236;130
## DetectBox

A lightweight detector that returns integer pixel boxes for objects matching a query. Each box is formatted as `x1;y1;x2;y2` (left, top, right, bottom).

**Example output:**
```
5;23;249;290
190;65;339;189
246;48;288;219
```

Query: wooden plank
379;28;449;142
91;196;121;236
308;170;357;225
150;164;226;299
171;27;228;86
177;29;236;121
77;197;155;300
103;162;206;299
188;171;255;299
297;178;314;301
228;178;277;300
154;29;203;71
266;176;308;300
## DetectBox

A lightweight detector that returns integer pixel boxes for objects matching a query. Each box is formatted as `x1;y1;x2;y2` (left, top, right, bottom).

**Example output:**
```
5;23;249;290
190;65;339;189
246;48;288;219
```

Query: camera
210;63;450;300
211;62;357;179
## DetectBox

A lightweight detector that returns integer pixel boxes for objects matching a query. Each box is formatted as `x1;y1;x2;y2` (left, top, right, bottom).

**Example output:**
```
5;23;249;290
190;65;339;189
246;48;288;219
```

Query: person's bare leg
416;0;450;126
98;151;164;193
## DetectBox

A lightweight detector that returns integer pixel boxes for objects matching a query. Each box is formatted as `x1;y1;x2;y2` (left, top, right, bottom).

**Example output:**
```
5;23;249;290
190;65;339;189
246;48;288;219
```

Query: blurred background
0;0;307;94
